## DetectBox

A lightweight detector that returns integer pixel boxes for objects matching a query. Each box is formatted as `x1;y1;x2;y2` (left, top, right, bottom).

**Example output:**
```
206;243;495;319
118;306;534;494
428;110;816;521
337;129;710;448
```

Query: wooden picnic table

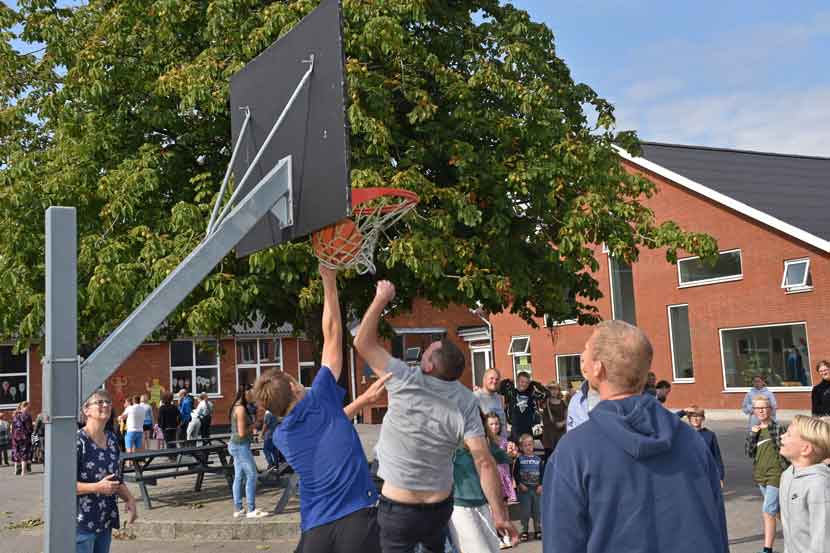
120;443;233;509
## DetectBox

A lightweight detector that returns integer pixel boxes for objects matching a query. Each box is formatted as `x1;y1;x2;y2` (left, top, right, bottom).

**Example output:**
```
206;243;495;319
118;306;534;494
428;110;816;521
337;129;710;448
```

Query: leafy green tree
0;0;715;353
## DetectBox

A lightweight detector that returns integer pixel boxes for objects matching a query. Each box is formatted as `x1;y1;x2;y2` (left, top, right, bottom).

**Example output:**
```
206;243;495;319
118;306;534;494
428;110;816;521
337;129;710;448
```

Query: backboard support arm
78;155;293;403
209;55;314;234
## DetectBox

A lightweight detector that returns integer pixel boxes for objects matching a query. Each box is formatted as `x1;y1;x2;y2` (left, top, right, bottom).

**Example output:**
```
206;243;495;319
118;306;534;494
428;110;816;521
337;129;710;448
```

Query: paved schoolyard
0;420;785;552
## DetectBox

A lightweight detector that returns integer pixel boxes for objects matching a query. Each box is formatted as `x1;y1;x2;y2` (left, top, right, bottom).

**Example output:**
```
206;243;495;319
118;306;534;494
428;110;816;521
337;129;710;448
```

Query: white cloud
615;86;830;156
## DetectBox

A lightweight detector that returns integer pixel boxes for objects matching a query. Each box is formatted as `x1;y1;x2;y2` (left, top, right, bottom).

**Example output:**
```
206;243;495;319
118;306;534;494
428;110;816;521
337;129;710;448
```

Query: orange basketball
311;219;364;267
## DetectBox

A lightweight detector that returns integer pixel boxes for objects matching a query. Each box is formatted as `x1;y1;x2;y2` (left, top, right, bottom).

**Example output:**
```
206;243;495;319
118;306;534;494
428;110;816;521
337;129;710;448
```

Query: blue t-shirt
274;366;377;532
179;396;193;423
514;454;544;487
76;430;121;533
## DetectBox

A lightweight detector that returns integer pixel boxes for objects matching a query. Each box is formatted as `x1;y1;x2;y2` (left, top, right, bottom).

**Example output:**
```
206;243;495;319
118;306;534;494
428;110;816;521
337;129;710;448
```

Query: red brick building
4;143;826;417
0;301;490;424
492;143;830;410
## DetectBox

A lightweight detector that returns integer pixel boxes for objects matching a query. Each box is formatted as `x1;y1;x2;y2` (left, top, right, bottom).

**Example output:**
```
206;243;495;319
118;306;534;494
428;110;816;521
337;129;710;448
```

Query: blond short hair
789;415;830;461
590;320;653;393
752;396;771;407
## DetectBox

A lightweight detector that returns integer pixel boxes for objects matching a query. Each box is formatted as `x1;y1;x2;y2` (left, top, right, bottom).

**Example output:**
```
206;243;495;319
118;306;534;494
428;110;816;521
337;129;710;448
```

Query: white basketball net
313;193;417;275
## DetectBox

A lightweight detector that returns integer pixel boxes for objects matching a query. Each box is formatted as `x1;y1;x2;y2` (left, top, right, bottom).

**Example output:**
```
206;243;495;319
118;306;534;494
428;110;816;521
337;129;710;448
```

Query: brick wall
492;160;828;411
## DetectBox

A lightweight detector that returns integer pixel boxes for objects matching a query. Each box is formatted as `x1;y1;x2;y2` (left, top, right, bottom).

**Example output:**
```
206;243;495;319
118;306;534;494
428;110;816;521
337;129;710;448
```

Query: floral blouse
76;429;121;533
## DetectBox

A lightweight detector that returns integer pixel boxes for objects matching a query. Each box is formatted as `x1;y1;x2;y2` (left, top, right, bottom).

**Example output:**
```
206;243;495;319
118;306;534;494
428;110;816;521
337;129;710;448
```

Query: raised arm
344;373;392;419
353;281;395;377
466;435;518;544
319;266;343;380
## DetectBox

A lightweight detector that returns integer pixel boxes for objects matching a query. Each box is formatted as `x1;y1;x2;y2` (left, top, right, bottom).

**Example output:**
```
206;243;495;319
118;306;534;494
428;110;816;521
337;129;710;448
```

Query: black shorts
295;507;380;553
143;424;153;432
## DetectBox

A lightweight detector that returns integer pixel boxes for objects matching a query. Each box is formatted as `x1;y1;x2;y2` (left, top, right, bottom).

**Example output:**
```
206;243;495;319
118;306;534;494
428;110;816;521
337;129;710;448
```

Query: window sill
785;286;813;294
678;275;742;289
671;379;695;384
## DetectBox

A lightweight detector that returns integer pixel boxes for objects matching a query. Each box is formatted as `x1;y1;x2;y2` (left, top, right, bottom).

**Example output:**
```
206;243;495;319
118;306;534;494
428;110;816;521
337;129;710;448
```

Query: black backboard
230;0;351;258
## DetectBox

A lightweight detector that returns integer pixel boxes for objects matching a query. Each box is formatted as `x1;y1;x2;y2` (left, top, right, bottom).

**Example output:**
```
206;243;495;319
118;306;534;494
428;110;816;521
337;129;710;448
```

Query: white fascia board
614;146;830;253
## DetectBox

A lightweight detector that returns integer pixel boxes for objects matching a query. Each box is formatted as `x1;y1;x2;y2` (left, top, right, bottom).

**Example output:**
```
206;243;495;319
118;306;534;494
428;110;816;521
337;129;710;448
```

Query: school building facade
492;142;830;410
2;142;828;417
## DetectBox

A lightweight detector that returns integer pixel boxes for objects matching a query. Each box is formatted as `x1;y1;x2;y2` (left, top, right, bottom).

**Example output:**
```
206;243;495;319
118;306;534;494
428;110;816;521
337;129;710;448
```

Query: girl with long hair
228;385;267;518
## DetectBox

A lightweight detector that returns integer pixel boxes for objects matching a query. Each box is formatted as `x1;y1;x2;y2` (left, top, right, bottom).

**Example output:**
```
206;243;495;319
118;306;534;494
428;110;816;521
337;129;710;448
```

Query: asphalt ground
0;420;781;553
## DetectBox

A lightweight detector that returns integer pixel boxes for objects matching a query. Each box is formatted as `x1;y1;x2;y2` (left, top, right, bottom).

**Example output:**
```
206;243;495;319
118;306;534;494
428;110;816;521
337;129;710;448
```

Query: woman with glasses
76;390;138;553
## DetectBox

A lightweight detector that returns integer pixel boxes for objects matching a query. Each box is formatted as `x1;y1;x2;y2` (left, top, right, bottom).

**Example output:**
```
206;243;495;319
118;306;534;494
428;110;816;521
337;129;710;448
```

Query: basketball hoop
312;187;419;274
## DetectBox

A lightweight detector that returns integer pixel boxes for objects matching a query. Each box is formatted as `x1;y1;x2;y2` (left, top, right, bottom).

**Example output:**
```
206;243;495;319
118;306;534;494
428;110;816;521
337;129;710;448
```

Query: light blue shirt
567;381;590;431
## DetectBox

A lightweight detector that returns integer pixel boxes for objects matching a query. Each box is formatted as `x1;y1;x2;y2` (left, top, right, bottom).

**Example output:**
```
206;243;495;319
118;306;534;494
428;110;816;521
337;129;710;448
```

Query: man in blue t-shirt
252;266;386;553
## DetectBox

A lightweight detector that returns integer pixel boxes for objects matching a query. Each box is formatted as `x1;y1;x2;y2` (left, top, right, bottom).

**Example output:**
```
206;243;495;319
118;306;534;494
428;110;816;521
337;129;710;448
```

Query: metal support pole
43;207;79;553
206;106;252;235
79;156;293;401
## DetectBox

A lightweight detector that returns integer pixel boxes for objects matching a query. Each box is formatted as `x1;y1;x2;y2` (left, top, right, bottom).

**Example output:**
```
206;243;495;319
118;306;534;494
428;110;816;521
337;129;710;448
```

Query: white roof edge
614;145;830;253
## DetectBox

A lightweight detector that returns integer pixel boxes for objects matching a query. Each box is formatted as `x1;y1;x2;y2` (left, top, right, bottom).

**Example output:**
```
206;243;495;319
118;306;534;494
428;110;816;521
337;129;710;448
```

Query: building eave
614;145;830;253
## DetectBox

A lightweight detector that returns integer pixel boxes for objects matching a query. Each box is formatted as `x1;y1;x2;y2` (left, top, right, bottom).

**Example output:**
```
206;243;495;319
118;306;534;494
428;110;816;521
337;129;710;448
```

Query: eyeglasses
87;399;112;408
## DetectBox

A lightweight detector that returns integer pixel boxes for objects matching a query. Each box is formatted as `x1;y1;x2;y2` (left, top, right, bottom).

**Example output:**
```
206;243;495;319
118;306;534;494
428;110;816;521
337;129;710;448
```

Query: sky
8;1;830;156
511;1;830;156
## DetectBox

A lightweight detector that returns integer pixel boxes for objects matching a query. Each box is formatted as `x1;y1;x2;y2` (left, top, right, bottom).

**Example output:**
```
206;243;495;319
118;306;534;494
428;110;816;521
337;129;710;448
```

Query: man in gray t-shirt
355;281;518;552
475;368;507;439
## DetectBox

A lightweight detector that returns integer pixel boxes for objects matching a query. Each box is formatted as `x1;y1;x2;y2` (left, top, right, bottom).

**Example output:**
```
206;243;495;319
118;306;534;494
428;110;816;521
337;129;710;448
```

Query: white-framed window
720;322;811;390
668;304;694;381
236;338;282;391
508;336;532;380
544;314;577;327
0;346;28;408
677;249;742;288
555;354;582;388
170;339;220;396
404;347;421;364
609;256;637;324
781;258;812;293
471;346;492;388
298;339;317;387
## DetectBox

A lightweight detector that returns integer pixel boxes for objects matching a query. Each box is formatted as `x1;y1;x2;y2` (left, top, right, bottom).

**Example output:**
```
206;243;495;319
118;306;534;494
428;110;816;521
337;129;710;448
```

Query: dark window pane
171;342;194;367
669;306;694;379
237;367;258;390
722;323;810;388
0;374;27;405
195;368;219;394
195;340;218;366
237;340;257;365
171;370;193;394
391;335;404;359
0;346;26;375
610;257;637;325
679;251;742;284
556;355;582;386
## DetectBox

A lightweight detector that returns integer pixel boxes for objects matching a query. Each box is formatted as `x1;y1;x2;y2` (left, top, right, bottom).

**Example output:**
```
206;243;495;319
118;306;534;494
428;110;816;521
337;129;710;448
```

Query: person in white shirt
120;395;147;453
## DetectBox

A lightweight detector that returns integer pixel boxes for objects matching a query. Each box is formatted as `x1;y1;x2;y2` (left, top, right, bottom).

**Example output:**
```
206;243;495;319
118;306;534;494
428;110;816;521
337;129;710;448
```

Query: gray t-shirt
474;390;507;439
376;357;485;492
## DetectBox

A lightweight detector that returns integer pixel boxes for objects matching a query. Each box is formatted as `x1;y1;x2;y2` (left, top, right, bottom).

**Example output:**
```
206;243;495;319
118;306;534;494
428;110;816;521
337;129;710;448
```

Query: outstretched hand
361;373;392;405
319;264;337;281
374;280;395;304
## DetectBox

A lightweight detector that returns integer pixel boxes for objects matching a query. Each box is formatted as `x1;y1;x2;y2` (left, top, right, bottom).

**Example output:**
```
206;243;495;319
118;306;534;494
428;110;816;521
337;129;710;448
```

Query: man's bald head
588;320;653;393
482;368;501;393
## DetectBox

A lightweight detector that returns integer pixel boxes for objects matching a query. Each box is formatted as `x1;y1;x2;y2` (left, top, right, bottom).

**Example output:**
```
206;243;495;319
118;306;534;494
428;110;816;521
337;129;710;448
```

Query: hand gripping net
311;188;418;275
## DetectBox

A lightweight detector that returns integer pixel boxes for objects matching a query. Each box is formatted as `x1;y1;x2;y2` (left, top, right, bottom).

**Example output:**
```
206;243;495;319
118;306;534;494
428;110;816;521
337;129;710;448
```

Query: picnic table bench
120;443;233;509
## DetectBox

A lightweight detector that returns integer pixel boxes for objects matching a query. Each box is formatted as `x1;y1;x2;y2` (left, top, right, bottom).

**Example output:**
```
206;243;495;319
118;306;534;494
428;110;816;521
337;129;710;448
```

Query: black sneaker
520;532;529;542
14;464;21;476
535;531;542;540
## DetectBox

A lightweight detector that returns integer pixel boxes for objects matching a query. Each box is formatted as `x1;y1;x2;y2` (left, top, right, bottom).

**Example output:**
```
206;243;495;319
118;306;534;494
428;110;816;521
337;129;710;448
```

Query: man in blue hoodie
542;320;729;553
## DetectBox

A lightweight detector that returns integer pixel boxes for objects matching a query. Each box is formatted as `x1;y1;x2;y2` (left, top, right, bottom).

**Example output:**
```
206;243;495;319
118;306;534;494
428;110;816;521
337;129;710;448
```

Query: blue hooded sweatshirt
542;393;728;553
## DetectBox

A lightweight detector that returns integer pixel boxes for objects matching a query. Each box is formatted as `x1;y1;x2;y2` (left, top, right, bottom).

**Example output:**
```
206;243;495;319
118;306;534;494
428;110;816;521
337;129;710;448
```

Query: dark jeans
295;506;380;553
199;415;211;440
377;495;453;553
517;486;541;533
163;428;177;448
0;447;7;464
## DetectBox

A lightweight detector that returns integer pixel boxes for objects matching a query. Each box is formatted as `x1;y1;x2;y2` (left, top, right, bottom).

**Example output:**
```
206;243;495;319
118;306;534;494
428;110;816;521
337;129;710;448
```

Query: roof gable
617;142;830;252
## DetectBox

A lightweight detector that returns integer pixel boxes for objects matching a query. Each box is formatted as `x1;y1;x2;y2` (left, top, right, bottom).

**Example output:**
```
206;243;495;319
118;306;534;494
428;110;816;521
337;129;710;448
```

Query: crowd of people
45;267;830;552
